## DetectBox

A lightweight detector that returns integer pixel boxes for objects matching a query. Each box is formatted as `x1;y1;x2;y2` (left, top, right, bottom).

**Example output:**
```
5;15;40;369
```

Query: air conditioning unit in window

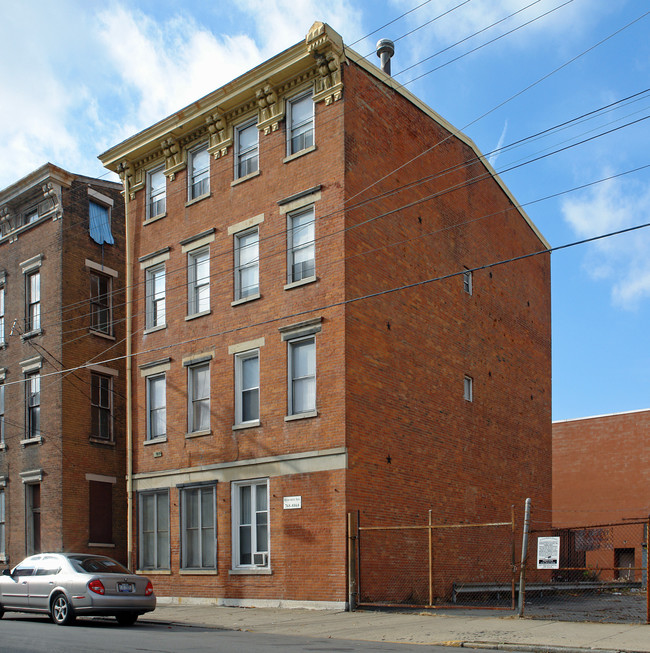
253;552;268;567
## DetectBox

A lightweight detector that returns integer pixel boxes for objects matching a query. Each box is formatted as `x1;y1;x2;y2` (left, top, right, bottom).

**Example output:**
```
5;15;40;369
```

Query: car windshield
68;556;130;575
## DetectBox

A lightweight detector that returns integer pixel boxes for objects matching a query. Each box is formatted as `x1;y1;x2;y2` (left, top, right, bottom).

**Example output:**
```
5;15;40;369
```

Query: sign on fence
536;536;560;569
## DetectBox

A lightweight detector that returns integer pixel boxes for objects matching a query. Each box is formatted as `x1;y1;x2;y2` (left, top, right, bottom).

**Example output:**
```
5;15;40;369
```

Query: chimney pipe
376;38;395;76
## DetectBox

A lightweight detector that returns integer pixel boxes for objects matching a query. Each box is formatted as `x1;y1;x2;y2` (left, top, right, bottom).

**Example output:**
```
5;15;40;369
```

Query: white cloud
487;119;508;167
561;175;650;309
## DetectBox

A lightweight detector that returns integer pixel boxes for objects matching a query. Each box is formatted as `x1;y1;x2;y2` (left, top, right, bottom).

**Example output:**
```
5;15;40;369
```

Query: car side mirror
2;568;12;576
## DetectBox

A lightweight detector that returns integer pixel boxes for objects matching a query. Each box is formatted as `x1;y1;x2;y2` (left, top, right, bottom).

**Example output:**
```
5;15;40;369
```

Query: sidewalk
144;604;650;651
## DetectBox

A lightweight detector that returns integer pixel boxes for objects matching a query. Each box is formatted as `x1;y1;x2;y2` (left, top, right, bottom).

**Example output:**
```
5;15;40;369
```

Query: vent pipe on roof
376;39;395;75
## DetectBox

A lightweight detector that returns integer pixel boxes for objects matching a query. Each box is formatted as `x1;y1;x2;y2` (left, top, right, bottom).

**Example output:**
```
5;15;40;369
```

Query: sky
1;0;648;421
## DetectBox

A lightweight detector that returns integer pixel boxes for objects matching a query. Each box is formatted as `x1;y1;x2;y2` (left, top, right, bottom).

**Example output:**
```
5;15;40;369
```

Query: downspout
119;162;134;569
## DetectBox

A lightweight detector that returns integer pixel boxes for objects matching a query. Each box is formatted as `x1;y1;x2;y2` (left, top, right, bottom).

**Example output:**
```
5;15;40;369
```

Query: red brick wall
342;62;551;537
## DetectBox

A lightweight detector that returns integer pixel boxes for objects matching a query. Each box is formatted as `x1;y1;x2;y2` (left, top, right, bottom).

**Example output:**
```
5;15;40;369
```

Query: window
287;206;315;283
235;350;259;425
91;372;112;441
89;480;113;544
145;264;166;329
24;208;39;225
235;120;258;179
147;166;166;218
89;201;114;245
26;270;41;332
0;489;5;560
234;228;259;300
188;248;210;316
26;372;40;439
287;92;314;155
26;483;41;555
0;383;4;448
0;284;4;343
232;479;269;568
288;337;315;415
146;373;166;440
139;490;170;570
181;485;216;569
464;375;473;402
90;272;112;335
188;144;210;200
463;269;473;295
188;362;210;433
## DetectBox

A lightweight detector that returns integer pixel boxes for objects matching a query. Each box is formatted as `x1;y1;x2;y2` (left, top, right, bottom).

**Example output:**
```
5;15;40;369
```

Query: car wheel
116;612;138;626
51;593;76;626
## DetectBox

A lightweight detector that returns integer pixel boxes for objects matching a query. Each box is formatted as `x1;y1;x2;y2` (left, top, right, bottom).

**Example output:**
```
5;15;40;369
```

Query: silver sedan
0;553;156;626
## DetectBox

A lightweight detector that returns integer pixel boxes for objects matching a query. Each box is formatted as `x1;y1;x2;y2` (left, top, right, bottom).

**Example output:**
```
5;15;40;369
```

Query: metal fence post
518;498;531;617
646;515;649;624
428;509;433;607
511;504;516;610
348;512;357;611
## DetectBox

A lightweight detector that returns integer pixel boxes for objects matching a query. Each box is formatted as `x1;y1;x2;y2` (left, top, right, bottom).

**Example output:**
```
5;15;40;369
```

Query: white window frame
234;119;259;179
286;91;314;156
26;270;41;333
463;269;473;295
26;372;40;439
138;490;170;570
234;227;259;300
235;349;260;426
464;375;473;402
0;383;4;448
288;336;316;416
188;143;210;200
90;271;112;335
145;264;166;330
91;372;113;442
180;484;217;570
146;373;166;441
147;165;167;219
187;361;210;434
232;478;269;569
287;206;315;284
188;247;210;316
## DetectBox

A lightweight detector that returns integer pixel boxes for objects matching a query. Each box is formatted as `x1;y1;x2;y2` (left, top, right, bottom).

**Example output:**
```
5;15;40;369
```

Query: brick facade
100;22;551;607
0;165;126;567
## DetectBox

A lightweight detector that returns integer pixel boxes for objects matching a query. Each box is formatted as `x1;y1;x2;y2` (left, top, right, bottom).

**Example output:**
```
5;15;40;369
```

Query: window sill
284;276;317;291
20;435;43;447
144;324;167;335
229;568;272;576
185;192;211;208
186;429;212;439
231;293;260;307
179;569;218;575
137;569;171;575
284;410;318;422
0;341;6;350
185;310;211;321
144;213;167;225
0;442;6;451
89;437;116;447
89;329;115;340
231;170;260;187
144;436;167;445
283;144;317;164
21;329;42;341
232;420;261;431
88;542;115;548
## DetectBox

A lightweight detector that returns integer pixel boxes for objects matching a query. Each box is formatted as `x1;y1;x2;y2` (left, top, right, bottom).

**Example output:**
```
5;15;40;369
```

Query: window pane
293;377;315;413
256;483;267;511
242;356;258;389
292;339;315;377
240;486;251;524
239;525;252;564
242;389;259;422
193;365;209;400
238;231;258;266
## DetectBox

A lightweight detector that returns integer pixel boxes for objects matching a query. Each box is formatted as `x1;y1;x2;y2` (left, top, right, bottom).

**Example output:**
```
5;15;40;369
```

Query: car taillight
145;581;154;596
88;579;105;595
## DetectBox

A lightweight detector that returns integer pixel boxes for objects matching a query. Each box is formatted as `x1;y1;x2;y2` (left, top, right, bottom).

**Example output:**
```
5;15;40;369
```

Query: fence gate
352;510;518;609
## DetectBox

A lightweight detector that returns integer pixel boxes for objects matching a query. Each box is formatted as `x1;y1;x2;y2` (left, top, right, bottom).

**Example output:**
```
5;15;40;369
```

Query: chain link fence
351;505;649;623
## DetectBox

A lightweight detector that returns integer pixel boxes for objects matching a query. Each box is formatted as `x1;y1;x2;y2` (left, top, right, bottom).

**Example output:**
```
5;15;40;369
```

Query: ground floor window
89;480;113;544
232;479;269;568
181;484;216;569
26;483;41;555
138;490;170;570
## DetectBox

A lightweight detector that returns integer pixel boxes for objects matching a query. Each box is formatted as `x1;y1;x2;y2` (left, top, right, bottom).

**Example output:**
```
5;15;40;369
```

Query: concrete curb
461;643;648;653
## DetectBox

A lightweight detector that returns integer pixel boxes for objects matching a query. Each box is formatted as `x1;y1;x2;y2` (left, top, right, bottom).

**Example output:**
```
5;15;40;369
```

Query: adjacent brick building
0;164;126;566
553;409;650;581
99;22;551;607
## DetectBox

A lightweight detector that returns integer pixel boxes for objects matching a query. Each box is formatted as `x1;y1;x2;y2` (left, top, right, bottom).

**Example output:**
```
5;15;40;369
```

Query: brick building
99;22;551;607
0;164;126;566
553;409;650;581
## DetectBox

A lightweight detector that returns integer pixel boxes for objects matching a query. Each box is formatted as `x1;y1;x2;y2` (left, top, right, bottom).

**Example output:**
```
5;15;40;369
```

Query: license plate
118;583;134;593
